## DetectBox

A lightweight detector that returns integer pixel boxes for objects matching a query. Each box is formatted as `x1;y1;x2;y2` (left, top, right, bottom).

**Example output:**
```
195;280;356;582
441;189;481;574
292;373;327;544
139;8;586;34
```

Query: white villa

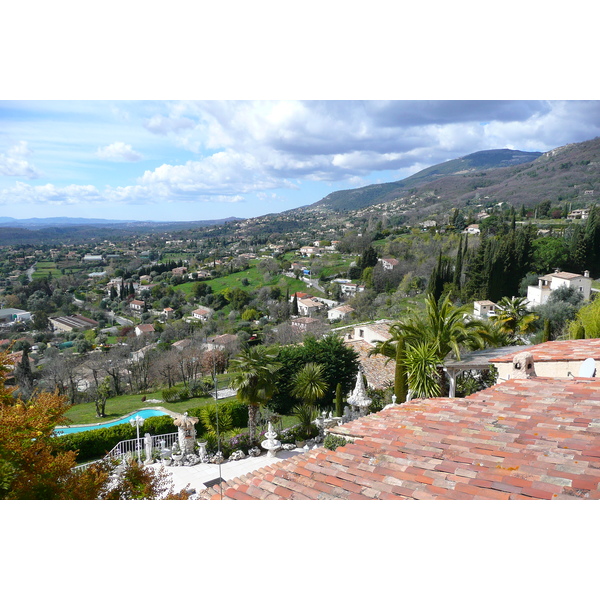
473;300;499;319
526;269;592;307
328;304;355;321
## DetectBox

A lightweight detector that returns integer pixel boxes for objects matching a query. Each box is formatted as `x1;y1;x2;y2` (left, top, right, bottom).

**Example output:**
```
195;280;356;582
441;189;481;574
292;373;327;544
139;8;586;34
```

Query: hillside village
2;137;600;501
2;192;600;393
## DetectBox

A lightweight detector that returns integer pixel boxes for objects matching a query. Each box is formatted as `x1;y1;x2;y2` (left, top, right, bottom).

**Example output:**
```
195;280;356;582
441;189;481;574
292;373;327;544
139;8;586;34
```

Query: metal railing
72;432;179;472
107;431;179;460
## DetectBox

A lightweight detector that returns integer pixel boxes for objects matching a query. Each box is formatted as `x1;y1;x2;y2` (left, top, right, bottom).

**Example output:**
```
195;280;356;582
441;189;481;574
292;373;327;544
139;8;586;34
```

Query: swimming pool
55;408;170;436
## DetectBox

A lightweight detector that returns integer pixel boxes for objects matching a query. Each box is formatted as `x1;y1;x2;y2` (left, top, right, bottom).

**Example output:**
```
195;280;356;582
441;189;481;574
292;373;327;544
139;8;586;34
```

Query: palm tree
489;296;538;343
292;362;329;406
403;340;440;399
372;293;486;397
229;345;282;444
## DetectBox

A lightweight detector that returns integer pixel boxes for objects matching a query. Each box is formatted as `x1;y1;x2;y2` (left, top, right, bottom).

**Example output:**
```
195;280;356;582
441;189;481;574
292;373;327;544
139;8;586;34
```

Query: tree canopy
0;351;186;500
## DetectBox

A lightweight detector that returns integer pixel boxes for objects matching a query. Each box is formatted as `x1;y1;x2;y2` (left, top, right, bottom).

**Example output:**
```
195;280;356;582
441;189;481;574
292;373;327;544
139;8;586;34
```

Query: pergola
443;345;533;397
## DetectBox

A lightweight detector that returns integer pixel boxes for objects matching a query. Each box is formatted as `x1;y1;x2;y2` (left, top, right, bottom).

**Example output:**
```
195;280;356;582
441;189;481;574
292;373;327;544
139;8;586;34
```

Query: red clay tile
198;372;600;501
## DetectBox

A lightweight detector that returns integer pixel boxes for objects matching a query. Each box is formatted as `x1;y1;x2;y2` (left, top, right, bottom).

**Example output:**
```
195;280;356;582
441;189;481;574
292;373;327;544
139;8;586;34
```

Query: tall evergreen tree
428;251;453;302
583;204;600;275
358;245;378;270
453;236;463;290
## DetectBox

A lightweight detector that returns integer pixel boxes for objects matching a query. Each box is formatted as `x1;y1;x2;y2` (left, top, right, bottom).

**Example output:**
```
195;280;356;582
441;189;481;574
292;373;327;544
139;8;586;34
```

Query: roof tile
199;375;600;500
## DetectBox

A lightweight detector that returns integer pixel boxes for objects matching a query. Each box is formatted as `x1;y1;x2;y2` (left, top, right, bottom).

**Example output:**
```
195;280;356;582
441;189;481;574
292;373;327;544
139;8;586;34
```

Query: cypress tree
583;205;600;275
453;236;463;290
15;346;34;393
394;337;408;403
463;234;489;300
542;318;551;342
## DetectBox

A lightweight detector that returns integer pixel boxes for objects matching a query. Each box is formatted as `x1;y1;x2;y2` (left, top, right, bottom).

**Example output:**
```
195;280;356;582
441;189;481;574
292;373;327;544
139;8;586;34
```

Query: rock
230;450;245;461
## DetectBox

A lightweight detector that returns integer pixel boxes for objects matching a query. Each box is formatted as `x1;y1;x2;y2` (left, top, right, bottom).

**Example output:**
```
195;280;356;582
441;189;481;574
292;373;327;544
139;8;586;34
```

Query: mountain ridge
308;148;544;212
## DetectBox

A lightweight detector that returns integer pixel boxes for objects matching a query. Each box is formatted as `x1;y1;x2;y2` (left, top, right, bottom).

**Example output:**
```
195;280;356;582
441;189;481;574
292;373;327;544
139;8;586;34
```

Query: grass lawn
32;261;61;279
176;267;313;299
64;376;236;425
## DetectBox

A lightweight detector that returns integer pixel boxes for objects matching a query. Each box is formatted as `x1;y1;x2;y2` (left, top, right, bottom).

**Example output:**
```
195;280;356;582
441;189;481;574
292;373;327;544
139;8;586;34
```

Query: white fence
72;431;179;472
107;431;178;461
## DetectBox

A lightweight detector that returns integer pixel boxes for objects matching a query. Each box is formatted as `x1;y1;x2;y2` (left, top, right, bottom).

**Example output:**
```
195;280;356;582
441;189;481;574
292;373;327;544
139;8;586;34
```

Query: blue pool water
55;409;169;436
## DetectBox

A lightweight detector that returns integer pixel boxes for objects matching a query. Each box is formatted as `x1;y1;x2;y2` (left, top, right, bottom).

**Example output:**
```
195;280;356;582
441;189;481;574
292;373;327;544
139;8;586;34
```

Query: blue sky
2;100;600;222
1;4;598;224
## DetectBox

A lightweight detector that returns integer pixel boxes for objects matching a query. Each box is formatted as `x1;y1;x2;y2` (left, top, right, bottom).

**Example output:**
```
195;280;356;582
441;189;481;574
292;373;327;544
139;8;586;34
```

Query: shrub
162;388;178;403
162;386;191;403
323;434;348;451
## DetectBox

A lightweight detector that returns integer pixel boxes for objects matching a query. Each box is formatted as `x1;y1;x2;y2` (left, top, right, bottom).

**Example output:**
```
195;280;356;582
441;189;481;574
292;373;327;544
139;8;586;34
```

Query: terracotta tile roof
543;271;586;280
200;376;600;500
332;304;354;314
344;339;395;389
490;339;600;363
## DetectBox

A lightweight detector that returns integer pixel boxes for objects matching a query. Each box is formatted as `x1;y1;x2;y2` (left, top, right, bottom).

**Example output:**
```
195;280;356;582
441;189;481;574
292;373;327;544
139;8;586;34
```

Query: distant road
108;311;133;326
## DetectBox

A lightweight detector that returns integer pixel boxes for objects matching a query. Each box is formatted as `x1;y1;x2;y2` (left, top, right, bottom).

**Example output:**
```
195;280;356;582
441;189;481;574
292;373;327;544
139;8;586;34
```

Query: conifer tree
453;236;463;290
583;205;600;275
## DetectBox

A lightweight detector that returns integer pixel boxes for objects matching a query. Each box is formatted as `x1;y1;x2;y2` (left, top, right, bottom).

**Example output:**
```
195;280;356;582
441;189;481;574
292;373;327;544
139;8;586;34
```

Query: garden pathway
150;446;307;497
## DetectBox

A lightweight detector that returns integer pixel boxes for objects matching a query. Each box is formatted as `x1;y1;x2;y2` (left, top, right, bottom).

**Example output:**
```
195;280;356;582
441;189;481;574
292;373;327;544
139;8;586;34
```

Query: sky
1;99;600;223
1;4;598;224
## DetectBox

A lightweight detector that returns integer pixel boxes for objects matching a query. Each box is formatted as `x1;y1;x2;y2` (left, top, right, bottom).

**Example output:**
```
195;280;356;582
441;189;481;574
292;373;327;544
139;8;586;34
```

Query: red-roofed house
289;292;313;302
135;324;155;337
191;307;213;321
379;257;399;271
130;300;146;312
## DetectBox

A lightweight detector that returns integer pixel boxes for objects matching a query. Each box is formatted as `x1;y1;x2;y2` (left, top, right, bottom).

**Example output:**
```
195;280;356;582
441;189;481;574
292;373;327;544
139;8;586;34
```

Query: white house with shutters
526;269;592;307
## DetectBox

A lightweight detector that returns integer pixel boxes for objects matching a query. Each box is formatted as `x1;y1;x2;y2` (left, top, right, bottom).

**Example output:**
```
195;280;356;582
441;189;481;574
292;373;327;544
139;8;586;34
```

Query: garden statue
197;440;208;462
144;433;154;464
173;412;199;455
171;441;183;466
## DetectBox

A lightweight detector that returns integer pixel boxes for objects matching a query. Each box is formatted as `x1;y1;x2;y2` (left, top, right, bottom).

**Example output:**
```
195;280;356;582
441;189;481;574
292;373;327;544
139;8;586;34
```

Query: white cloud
138;150;289;197
144;114;196;136
96;141;143;162
0;181;104;206
0;141;41;178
